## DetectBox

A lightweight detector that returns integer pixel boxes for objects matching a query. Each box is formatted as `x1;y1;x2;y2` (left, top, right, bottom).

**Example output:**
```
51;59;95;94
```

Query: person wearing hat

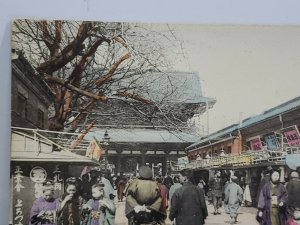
125;165;165;225
81;183;116;225
29;180;59;225
224;176;243;224
169;169;208;225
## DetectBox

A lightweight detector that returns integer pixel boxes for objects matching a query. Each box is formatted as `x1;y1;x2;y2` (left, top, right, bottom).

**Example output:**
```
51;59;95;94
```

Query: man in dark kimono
257;170;288;225
287;171;300;208
256;166;273;205
287;171;300;223
169;169;208;225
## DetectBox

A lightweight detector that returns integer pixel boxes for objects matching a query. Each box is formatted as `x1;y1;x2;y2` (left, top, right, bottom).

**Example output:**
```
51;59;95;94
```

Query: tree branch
68;38;107;86
53;20;62;57
95;52;131;86
45;76;108;101
38;21;53;53
70;100;96;130
36;22;94;74
116;91;152;104
69;120;96;151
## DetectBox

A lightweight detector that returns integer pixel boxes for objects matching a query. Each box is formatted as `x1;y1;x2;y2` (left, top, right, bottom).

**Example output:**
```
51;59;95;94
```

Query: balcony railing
186;147;300;169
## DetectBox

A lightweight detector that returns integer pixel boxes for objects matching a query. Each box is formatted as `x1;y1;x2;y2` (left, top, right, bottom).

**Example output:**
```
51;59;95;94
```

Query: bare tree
12;19;199;134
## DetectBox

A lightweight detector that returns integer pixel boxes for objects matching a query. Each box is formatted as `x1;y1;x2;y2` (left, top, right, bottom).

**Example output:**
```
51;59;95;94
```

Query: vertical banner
282;125;300;147
265;134;280;150
13;166;25;225
249;136;263;151
86;137;103;161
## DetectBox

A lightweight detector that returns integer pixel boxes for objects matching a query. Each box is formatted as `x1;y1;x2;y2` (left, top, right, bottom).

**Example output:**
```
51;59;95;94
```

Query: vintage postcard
10;19;300;225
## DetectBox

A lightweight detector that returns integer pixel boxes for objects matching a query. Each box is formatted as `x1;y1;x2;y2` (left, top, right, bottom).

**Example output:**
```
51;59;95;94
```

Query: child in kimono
81;183;116;225
286;210;300;225
30;180;59;225
57;177;85;225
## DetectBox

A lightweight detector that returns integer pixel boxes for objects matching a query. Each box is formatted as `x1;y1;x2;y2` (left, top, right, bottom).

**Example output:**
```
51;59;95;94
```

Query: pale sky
167;24;300;133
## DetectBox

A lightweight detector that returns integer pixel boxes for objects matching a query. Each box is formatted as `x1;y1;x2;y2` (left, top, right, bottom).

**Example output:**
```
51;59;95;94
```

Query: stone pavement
114;200;258;225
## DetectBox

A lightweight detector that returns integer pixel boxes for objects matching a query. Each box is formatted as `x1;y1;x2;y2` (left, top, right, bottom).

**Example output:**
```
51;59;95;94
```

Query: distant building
11;50;53;129
186;96;300;184
80;71;216;174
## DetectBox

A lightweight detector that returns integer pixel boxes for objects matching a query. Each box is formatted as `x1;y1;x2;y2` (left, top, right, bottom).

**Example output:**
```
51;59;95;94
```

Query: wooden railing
186;147;300;169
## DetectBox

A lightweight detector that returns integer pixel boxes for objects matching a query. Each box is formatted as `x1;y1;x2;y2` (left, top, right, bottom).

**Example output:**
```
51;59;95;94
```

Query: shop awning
11;149;100;165
11;129;100;166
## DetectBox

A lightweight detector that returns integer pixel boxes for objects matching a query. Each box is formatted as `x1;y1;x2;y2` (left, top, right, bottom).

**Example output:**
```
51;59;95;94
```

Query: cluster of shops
186;96;300;187
10;127;104;225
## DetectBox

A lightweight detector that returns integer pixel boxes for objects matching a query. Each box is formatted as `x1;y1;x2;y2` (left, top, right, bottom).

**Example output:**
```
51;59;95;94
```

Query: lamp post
102;130;110;173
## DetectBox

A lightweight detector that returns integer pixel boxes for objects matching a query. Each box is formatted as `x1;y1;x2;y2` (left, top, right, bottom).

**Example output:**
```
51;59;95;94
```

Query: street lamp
102;130;110;172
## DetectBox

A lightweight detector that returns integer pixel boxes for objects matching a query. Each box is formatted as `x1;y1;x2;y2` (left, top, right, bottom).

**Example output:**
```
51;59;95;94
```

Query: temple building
78;71;216;174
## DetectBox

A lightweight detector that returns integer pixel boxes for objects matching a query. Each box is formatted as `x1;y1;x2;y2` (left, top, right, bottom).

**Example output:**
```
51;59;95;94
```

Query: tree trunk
48;88;73;131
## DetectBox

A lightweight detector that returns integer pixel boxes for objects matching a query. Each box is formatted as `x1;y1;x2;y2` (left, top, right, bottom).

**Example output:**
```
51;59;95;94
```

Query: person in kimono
209;170;223;215
156;177;169;216
286;171;300;225
163;173;174;190
257;170;288;225
30;180;59;225
169;169;208;225
116;172;127;202
168;175;182;204
81;183;116;225
57;177;85;225
224;176;243;224
286;210;300;225
256;166;273;205
287;171;300;206
125;166;165;225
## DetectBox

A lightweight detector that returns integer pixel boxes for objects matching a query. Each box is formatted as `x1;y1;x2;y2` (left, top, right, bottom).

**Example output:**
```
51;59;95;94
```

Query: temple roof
87;128;198;143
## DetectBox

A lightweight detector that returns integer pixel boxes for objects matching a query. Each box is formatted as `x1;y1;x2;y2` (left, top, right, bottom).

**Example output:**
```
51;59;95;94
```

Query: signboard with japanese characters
248;136;264;151
282;125;300;147
264;133;280;150
11;163;65;225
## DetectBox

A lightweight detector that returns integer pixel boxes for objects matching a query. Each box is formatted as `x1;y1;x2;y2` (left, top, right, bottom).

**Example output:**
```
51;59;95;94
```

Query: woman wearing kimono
257;170;288;225
81;183;116;225
57;177;85;225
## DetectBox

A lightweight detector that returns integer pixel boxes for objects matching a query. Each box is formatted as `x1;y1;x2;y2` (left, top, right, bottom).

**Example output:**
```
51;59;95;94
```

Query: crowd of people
29;166;300;225
204;167;300;225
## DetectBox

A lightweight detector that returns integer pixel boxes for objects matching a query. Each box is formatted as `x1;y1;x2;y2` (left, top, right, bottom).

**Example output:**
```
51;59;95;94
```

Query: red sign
283;125;300;147
249;136;263;151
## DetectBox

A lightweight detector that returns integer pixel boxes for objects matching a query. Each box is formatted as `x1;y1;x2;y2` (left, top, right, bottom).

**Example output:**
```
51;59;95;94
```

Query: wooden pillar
141;153;146;166
162;152;169;176
116;154;121;173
